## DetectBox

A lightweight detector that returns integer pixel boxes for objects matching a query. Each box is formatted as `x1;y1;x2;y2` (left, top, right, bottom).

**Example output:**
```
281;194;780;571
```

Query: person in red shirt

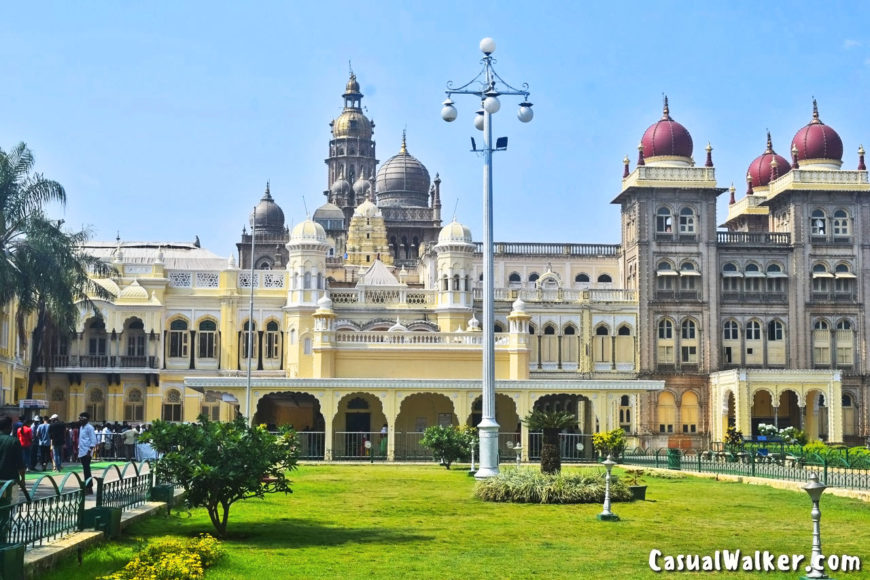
16;415;33;472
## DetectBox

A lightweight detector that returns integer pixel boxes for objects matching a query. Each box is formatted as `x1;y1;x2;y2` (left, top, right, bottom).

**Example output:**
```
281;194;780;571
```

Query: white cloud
844;39;862;49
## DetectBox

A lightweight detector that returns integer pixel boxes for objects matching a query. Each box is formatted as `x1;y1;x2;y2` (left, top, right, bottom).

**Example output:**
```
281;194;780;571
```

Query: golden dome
332;109;373;139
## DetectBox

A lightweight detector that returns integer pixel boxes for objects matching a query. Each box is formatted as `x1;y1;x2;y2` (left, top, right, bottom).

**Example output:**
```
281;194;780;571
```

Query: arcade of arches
187;377;663;460
709;369;845;443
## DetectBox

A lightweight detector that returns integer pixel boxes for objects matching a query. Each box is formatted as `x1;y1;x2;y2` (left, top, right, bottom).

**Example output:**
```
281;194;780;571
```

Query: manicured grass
54;464;870;579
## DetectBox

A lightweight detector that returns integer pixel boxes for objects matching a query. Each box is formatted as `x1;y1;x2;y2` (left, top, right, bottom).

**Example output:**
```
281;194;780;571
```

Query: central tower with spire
325;70;379;226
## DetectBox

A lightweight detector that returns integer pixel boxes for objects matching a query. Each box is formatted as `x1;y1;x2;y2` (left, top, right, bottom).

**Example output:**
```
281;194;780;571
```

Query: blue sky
3;2;870;258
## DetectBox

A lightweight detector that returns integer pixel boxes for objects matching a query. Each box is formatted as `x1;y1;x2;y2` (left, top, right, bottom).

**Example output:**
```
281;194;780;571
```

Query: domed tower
285;217;329;307
375;133;443;268
326;71;378;223
723;132;790;232
639;96;694;167
613;96;725;378
433;220;475;332
791;99;844;170
237;182;289;269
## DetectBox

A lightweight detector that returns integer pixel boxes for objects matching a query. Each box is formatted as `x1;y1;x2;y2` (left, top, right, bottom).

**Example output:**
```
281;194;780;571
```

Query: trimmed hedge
474;468;631;504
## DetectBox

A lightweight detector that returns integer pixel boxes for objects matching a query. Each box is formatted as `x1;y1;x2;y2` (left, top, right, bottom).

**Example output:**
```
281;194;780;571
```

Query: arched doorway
256;392;325;459
334;393;386;460
395;393;456;460
528;394;594;462
468;394;519;463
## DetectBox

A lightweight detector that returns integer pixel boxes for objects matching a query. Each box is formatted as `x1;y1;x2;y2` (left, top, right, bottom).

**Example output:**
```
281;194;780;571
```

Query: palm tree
0;143;114;398
523;409;578;474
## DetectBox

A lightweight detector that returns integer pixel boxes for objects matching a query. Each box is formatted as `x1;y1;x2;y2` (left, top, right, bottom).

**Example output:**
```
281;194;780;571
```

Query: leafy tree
0;142;113;397
420;425;476;469
592;428;627;460
140;416;300;537
523;410;577;474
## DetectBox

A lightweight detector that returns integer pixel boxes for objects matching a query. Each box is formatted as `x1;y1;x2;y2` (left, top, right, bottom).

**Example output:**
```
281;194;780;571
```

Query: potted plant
624;467;647;501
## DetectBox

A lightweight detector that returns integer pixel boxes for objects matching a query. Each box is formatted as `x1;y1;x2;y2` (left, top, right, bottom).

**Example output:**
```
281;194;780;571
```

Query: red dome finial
765;131;773;154
705;142;713;167
746;172;754;195
729;183;736;205
811;98;820;124
637;142;645;166
623;155;630;178
791;143;800;169
662;95;671;121
859;145;866;171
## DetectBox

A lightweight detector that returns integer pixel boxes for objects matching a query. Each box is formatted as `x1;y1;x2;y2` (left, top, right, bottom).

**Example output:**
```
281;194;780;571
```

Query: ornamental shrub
592;428;626;459
474;468;631;504
420;425;477;469
100;534;223;580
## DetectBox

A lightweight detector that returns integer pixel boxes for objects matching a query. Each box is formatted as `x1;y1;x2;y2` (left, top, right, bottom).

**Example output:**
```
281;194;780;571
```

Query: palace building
7;74;869;460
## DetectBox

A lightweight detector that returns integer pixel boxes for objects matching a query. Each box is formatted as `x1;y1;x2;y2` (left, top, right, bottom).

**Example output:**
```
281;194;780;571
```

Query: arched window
658;319;673;339
595;325;609;336
575;273;590;283
162;389;183;422
169;319;189;358
833;209;850;237
494;323;505;333
617;325;631;336
744;263;762;293
265;321;280;360
508;272;522;287
242;321;256;359
656;261;675;291
198;320;217;359
529;273;540;284
86;389;105;423
126;319;145;358
766;263;786;292
544;325;556;335
834;263;855;295
723;320;739;340
681;392;699;434
835;319;854;366
679;207;696;234
680;319;698;363
812;263;832;293
657;319;674;364
746;320;761;340
125;388;144;422
597;274;612;284
767;320;784;341
811;209;826;236
657;392;676;433
680;262;698;291
88;318;107;358
656;207;673;233
722;263;741;293
681;319;696;339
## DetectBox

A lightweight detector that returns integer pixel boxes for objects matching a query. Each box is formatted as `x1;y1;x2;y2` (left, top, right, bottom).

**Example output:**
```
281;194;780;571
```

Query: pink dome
640;97;693;159
792;100;843;163
747;133;791;187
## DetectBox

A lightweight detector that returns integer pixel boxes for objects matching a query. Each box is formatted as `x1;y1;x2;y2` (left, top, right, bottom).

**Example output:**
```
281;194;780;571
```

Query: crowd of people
10;414;149;475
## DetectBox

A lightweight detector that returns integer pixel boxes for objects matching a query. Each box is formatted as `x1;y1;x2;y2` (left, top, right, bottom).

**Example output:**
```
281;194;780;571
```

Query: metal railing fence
621;447;870;490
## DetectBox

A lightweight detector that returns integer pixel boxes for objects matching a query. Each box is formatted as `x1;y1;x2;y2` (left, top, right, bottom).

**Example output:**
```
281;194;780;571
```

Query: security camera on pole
441;38;533;479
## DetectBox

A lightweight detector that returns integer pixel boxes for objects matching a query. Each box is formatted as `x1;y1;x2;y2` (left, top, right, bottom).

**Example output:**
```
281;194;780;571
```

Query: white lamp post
442;37;533;480
597;454;620;521
800;473;830;579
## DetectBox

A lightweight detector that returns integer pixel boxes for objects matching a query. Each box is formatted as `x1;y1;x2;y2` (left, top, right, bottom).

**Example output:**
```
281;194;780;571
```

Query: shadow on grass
129;514;433;547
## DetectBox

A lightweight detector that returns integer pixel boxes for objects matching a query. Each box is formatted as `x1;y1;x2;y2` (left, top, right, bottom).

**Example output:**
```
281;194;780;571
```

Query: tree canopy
141;416;300;537
0;142;114;396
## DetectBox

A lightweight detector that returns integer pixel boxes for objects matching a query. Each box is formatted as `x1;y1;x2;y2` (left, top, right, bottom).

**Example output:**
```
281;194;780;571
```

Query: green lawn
55;464;870;579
